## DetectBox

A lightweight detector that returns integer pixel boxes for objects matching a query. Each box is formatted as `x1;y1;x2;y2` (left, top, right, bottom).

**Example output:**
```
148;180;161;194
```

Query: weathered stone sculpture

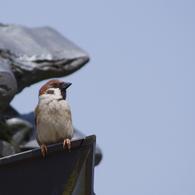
0;24;102;165
0;23;89;112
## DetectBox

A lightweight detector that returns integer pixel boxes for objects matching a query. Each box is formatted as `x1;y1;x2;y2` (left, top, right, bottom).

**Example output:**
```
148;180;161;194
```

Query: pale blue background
1;1;195;194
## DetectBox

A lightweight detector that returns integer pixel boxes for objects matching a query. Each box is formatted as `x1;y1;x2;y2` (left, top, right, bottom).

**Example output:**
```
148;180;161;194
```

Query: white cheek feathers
39;88;63;101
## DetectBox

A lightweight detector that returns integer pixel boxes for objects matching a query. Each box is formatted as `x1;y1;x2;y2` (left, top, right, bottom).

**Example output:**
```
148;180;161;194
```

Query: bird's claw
41;144;48;157
63;139;71;153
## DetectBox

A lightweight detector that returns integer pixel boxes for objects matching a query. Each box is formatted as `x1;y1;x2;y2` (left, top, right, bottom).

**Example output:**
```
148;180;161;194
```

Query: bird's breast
36;99;73;145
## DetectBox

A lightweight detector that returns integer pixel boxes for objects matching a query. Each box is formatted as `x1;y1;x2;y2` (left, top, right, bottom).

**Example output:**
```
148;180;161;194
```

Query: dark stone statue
0;24;102;165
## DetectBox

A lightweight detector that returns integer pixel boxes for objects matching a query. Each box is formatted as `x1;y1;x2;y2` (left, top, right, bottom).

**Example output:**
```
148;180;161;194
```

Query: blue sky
1;1;195;194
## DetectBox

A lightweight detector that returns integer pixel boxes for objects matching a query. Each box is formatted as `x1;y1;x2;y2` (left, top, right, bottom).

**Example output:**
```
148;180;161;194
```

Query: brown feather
34;104;40;125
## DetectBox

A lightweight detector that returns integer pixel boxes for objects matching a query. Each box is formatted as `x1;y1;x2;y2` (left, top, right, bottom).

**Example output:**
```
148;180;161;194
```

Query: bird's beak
62;82;72;89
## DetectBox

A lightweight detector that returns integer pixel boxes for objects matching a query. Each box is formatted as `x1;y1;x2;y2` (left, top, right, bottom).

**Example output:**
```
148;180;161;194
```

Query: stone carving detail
0;24;100;160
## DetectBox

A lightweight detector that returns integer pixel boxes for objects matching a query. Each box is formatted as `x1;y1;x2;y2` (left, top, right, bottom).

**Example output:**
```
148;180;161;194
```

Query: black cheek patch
46;90;54;94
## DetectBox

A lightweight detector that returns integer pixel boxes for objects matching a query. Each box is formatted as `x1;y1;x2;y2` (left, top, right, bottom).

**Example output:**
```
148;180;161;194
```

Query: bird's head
38;79;72;100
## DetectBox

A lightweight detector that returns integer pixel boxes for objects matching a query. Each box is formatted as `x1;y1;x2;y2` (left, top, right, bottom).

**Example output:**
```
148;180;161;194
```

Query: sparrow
34;79;74;157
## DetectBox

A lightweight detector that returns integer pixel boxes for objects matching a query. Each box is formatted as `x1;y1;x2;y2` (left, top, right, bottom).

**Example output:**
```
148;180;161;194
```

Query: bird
34;79;74;157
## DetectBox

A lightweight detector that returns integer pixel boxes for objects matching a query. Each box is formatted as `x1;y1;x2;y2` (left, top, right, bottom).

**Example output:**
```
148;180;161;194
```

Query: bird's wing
66;109;72;122
34;104;39;126
34;104;42;146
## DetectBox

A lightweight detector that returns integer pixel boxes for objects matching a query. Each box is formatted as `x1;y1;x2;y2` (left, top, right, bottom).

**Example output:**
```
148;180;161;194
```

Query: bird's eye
52;83;59;88
46;90;54;94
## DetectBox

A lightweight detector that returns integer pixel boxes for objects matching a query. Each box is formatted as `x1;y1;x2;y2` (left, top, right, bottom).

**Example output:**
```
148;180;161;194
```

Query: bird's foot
63;139;71;153
41;144;48;157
